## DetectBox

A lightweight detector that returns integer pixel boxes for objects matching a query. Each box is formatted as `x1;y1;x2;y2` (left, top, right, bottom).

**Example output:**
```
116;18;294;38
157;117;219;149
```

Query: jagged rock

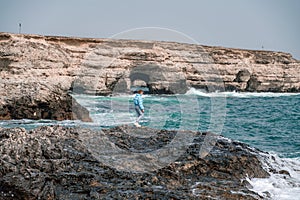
0;125;270;199
0;85;91;122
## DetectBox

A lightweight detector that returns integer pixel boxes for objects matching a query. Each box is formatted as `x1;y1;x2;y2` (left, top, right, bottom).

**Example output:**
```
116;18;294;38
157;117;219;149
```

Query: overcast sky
1;0;299;59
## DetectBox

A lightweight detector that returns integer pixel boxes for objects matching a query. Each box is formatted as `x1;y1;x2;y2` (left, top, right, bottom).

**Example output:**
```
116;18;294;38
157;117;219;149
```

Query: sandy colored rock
1;32;299;96
0;32;299;120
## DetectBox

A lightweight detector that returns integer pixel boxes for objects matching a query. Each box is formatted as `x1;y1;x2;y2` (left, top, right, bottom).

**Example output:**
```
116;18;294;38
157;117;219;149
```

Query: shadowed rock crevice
246;75;261;92
128;64;188;94
234;69;251;83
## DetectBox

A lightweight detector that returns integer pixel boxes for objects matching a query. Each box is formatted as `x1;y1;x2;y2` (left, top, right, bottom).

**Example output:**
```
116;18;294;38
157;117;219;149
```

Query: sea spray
248;153;300;200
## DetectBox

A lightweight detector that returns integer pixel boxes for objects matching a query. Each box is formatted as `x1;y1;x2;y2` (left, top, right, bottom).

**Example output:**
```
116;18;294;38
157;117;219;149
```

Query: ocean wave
185;88;300;98
248;153;300;200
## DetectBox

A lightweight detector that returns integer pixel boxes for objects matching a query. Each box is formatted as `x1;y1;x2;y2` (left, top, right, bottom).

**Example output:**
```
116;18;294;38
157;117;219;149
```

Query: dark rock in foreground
0;91;92;122
0;125;269;199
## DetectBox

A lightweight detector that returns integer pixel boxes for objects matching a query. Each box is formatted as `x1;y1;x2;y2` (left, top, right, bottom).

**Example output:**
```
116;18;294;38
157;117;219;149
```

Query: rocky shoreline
1;32;300;121
0;125;278;200
0;32;298;199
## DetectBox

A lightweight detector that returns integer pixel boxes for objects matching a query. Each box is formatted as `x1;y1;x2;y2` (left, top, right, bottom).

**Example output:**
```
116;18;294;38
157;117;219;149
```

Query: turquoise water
1;90;299;159
1;89;299;199
75;90;300;159
224;94;300;159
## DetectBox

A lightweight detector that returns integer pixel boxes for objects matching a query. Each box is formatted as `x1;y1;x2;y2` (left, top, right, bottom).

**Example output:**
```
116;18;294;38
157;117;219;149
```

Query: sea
1;88;299;199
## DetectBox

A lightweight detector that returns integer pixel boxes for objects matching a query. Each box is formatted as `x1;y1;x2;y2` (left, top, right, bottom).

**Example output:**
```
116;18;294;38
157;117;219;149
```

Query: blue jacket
133;94;144;110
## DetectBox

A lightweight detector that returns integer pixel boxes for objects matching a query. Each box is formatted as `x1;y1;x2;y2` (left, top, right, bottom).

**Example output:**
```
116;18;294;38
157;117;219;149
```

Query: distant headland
0;32;299;121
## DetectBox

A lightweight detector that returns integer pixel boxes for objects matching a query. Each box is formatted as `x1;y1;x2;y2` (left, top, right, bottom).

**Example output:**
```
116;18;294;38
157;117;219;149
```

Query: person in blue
133;90;144;127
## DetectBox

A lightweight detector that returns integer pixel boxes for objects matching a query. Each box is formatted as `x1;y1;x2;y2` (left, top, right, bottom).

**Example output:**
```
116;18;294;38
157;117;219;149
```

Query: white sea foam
73;88;300;99
185;88;300;98
247;153;300;200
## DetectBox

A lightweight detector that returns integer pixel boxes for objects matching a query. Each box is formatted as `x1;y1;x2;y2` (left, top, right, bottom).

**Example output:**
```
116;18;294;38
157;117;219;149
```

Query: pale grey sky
1;0;299;59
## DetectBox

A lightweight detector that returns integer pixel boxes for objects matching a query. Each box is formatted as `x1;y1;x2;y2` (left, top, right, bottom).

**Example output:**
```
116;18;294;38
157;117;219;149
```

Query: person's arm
138;96;144;111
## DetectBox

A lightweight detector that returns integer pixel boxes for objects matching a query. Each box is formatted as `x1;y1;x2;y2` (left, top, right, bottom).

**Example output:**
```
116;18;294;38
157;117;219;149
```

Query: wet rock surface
0;125;270;199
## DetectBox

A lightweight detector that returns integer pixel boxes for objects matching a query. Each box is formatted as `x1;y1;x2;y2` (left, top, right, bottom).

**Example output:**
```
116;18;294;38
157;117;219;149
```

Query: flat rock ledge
0;125;275;200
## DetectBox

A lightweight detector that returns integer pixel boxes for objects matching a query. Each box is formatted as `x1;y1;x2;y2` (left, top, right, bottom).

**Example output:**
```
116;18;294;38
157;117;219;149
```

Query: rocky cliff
0;32;299;120
0;125;275;199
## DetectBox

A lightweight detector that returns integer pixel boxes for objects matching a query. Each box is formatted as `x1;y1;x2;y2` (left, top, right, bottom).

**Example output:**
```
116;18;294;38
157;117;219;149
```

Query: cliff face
0;32;299;119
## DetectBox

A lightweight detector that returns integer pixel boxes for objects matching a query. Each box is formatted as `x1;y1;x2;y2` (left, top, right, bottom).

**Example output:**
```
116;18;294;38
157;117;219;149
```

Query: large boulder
0;86;91;122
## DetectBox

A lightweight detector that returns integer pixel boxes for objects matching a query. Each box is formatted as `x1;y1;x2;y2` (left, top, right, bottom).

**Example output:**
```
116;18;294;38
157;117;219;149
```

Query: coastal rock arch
128;64;187;94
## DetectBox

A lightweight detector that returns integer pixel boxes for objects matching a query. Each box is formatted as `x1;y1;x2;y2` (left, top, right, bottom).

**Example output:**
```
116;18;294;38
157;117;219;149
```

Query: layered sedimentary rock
0;125;276;199
0;32;299;120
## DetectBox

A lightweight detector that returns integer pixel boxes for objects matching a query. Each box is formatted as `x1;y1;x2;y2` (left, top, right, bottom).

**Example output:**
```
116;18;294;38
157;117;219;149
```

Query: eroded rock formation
0;32;299;120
